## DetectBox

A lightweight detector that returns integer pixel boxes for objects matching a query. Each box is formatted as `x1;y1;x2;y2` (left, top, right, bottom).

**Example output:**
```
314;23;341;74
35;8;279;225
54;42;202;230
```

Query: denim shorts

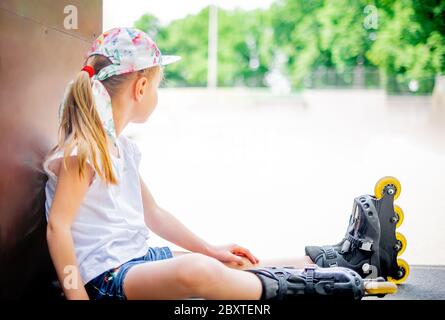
84;246;173;300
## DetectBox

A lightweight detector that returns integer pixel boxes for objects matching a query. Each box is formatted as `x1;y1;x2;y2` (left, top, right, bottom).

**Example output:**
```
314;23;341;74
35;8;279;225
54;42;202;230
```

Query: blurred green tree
134;0;444;93
368;0;445;93
134;13;161;40
268;0;325;88
136;8;210;87
218;8;271;87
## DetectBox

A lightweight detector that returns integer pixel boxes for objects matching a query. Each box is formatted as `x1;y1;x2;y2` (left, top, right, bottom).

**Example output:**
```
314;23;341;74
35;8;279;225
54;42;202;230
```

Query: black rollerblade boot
245;265;366;300
305;176;409;284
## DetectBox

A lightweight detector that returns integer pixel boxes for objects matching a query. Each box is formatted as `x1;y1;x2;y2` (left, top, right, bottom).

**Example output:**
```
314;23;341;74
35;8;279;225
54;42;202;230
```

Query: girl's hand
207;243;260;267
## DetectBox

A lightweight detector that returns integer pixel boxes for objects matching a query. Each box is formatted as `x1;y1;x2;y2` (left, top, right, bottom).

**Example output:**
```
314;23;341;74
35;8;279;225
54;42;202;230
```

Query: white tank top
43;135;150;284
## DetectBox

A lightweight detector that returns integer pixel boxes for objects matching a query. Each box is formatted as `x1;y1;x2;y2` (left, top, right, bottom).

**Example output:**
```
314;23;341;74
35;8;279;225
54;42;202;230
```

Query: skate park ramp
126;88;445;300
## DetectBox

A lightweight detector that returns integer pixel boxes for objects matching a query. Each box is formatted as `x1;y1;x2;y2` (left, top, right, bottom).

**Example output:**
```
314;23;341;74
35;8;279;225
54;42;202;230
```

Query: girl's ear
134;76;148;102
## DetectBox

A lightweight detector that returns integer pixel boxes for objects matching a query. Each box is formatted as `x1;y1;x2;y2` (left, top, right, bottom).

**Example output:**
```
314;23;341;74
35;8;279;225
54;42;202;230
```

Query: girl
43;27;369;300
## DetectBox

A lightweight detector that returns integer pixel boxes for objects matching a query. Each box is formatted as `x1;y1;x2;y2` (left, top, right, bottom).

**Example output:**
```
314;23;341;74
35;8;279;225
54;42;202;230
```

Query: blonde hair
46;55;163;185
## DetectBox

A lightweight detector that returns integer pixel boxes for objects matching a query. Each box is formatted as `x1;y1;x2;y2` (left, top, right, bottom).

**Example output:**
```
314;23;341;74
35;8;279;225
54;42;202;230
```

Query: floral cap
58;27;181;146
86;27;181;80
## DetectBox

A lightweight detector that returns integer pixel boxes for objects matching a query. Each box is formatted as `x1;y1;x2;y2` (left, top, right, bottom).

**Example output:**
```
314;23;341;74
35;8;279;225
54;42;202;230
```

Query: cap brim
160;55;182;66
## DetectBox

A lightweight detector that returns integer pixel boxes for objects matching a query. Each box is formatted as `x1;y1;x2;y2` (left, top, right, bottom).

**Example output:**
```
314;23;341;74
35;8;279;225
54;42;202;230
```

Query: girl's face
132;71;161;123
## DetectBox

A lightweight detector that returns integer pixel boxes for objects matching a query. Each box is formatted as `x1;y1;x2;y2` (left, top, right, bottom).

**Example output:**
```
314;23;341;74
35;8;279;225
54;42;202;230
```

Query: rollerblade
245;265;396;300
305;176;409;284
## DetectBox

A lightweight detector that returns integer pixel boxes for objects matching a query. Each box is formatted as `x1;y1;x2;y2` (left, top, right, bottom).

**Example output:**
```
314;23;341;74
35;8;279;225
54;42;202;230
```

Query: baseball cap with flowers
58;27;181;145
86;27;181;80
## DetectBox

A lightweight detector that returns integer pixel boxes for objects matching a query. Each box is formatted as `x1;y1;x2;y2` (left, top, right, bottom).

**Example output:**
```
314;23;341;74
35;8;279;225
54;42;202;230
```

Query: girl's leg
123;252;262;300
172;250;314;270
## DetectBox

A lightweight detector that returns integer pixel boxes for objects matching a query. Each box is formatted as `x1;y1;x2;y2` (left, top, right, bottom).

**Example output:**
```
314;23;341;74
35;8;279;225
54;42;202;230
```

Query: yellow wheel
395;232;407;256
374;176;401;200
364;281;398;296
393;205;404;228
388;258;410;284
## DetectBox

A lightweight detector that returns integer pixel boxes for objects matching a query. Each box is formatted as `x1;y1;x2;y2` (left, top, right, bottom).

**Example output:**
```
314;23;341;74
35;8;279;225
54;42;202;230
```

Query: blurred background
3;0;442;300
102;0;445;266
105;0;444;94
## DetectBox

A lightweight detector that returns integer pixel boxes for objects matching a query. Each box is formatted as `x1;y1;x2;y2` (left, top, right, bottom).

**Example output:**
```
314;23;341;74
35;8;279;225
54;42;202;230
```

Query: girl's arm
140;175;213;255
140;175;260;265
47;157;94;300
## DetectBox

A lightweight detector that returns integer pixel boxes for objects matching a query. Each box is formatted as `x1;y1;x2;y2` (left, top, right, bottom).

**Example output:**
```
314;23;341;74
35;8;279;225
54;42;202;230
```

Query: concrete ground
124;88;445;299
368;265;445;300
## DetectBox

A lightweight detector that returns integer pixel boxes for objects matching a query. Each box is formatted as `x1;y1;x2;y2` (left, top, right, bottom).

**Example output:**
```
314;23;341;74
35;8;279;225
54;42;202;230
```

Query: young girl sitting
43;27;370;300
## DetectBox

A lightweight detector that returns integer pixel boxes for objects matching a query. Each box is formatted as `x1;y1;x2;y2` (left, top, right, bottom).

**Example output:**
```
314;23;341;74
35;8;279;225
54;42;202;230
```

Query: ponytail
57;68;118;185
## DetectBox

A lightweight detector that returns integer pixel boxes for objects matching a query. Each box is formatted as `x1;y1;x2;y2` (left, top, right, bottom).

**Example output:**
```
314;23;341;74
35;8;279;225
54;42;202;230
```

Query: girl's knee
176;253;224;291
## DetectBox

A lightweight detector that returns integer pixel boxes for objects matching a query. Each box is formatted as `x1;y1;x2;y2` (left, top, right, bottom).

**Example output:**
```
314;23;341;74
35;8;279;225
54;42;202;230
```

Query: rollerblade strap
277;273;287;299
347;234;373;251
322;246;339;267
246;267;292;300
305;266;315;294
